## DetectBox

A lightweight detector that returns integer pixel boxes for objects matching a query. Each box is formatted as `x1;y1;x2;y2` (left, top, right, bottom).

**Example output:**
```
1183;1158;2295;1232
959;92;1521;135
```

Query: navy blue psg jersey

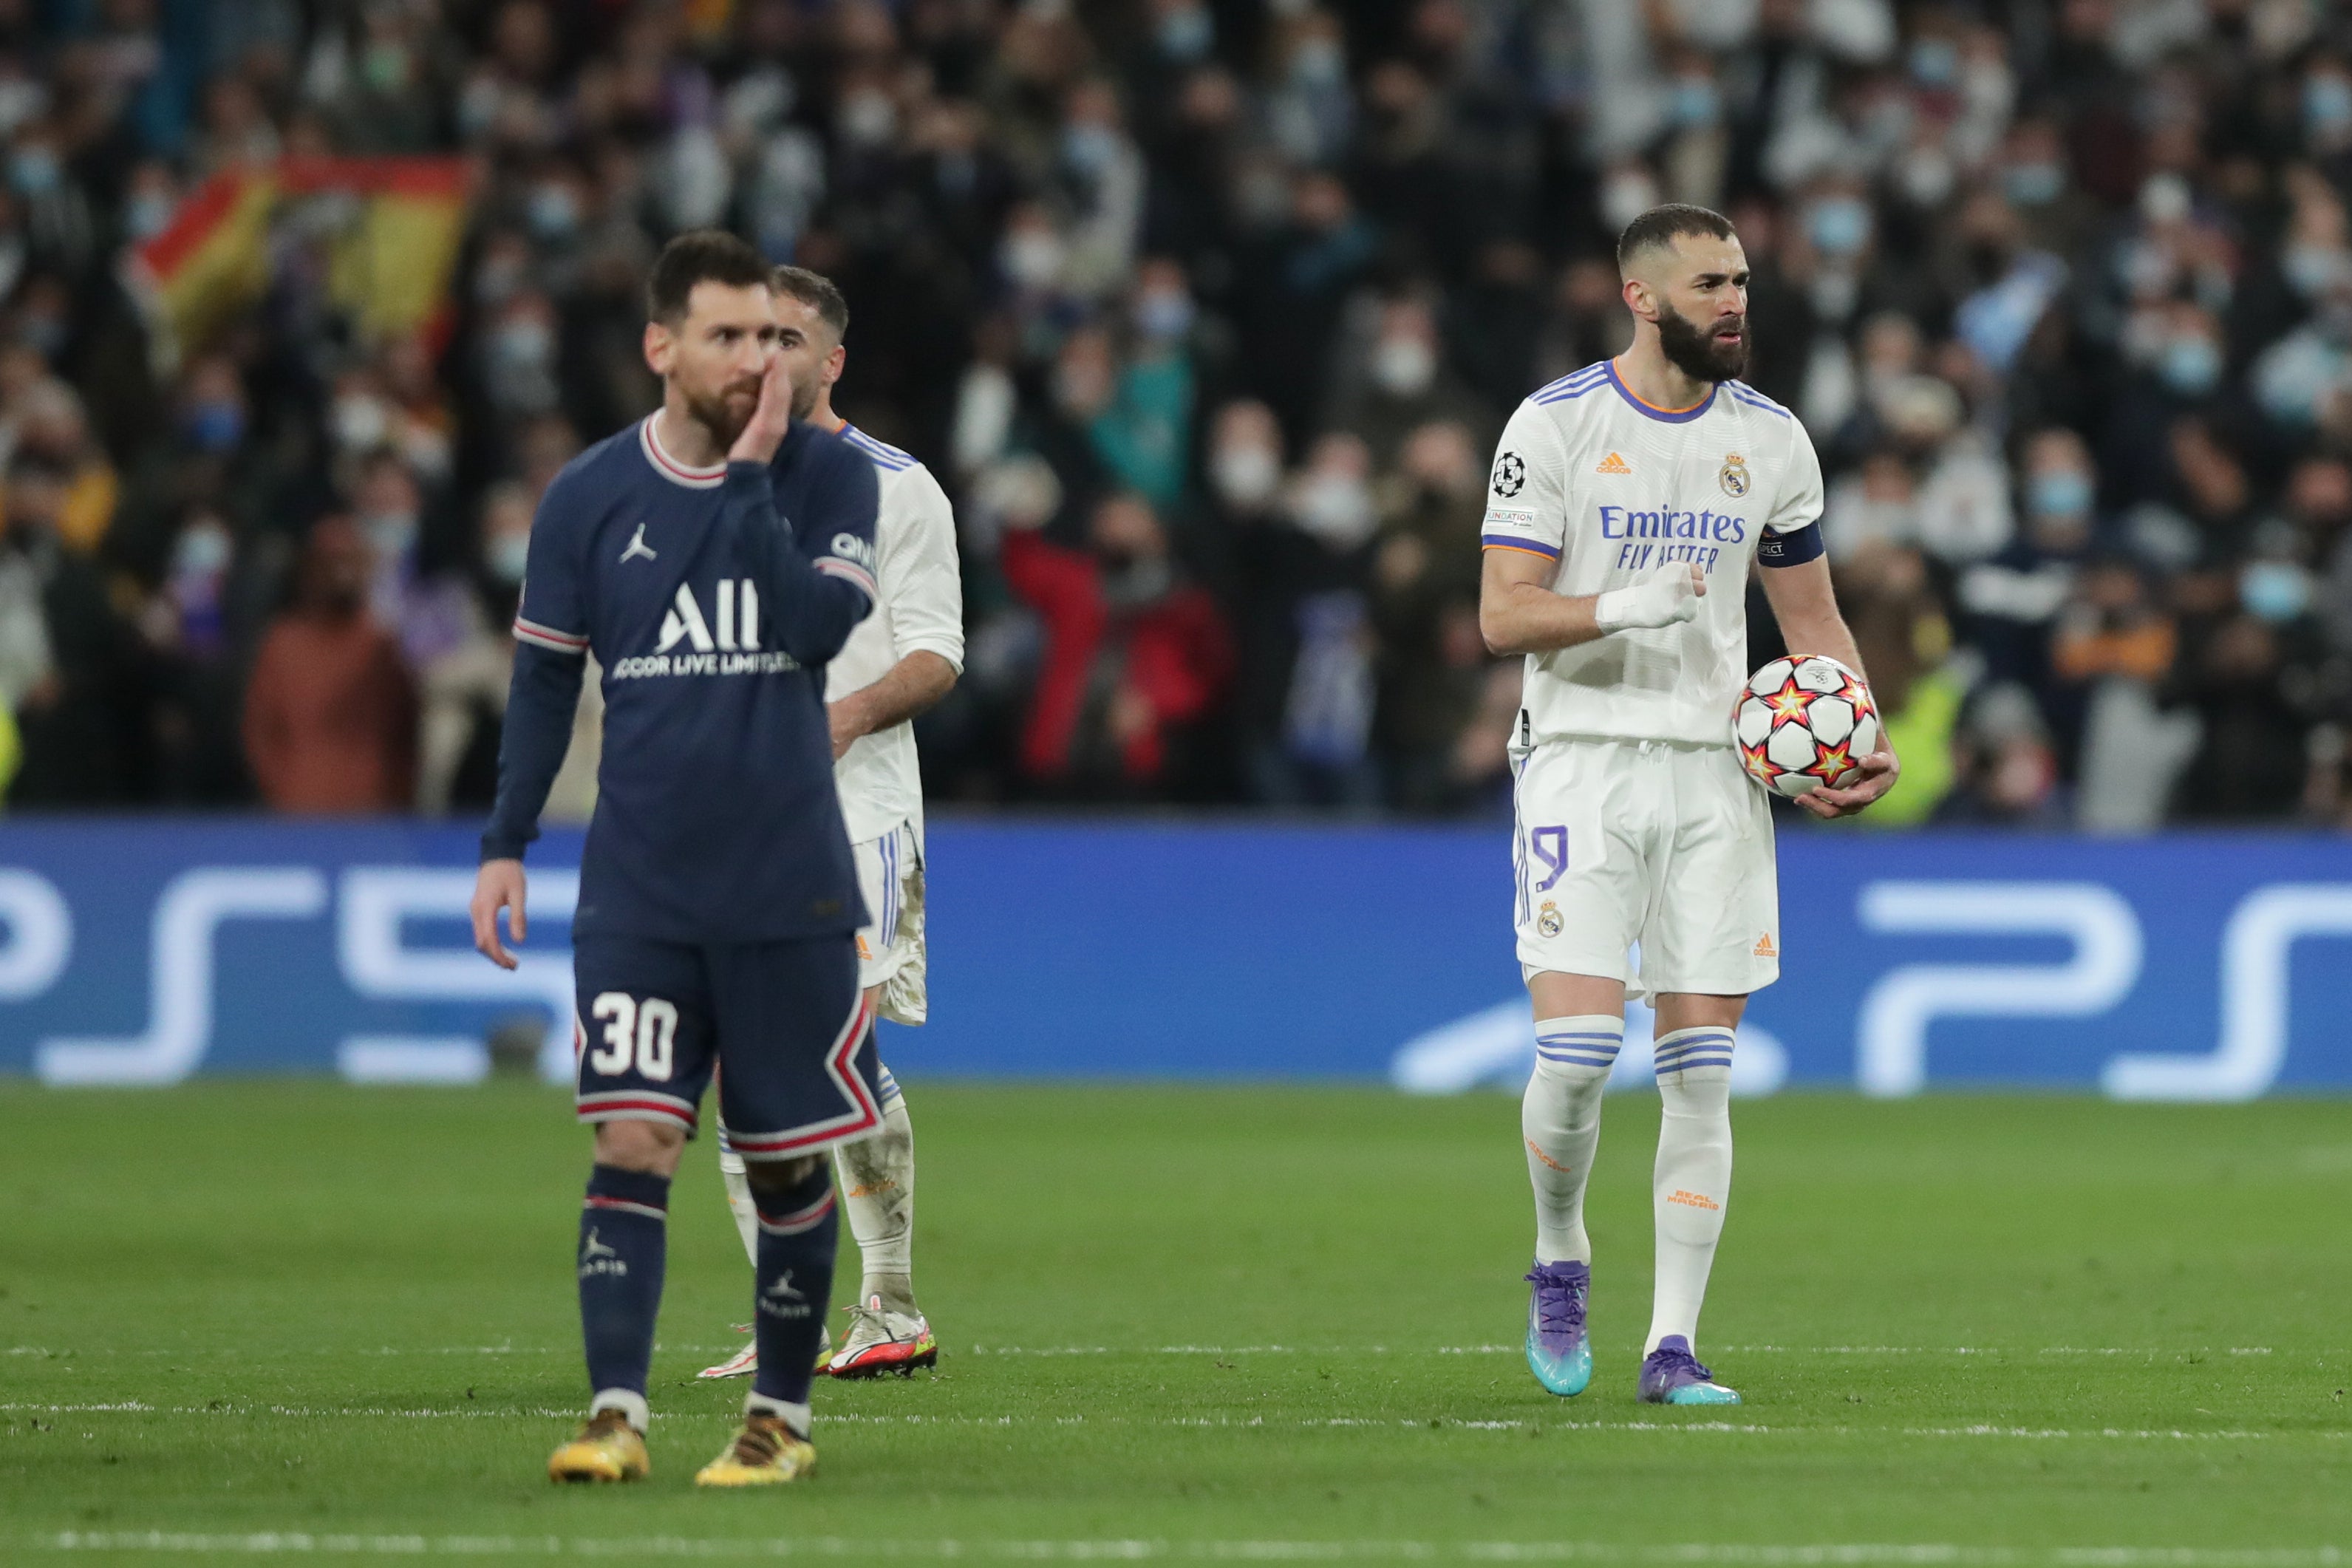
483;413;882;943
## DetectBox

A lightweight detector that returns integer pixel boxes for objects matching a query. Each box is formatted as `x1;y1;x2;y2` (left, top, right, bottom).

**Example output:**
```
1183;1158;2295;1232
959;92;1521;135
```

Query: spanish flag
123;156;471;367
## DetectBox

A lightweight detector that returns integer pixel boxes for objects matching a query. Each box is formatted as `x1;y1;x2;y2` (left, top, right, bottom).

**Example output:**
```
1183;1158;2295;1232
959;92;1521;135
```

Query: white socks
723;1082;919;1313
1522;1015;1623;1265
1646;1026;1735;1354
835;1089;916;1312
718;1143;760;1267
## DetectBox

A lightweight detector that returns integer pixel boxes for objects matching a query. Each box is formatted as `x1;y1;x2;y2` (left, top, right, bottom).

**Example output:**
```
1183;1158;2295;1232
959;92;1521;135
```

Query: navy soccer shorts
570;933;881;1159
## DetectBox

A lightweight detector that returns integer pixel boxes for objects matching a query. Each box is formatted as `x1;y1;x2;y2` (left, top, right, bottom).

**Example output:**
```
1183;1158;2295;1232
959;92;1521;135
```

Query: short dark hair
1616;204;1738;273
645;230;771;324
769;265;849;343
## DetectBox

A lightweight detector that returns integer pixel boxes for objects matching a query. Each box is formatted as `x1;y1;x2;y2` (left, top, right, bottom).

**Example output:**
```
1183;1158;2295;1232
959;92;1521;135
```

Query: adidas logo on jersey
1595;451;1632;475
1753;933;1777;958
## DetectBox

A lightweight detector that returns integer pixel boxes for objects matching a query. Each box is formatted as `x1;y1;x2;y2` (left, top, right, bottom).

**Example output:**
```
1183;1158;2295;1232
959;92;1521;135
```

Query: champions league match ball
1734;655;1881;797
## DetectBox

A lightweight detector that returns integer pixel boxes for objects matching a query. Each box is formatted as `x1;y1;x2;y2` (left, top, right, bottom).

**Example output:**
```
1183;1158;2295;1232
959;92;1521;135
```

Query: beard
1655;299;1748;383
686;380;760;447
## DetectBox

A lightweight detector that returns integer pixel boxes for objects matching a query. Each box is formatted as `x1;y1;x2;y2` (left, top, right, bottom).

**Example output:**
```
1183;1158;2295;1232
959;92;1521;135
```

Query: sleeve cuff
480;830;529;864
897;635;967;675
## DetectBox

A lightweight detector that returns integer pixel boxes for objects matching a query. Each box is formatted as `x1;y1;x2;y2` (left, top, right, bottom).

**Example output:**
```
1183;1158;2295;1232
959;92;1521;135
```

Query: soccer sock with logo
577;1165;671;1431
1646;1026;1736;1354
1522;1015;1623;1265
717;1137;760;1267
834;1067;916;1313
746;1161;841;1436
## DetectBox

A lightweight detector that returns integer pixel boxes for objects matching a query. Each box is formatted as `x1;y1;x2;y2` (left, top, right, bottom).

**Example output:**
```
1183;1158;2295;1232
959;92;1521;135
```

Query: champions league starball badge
1719;453;1750;497
1492;451;1526;497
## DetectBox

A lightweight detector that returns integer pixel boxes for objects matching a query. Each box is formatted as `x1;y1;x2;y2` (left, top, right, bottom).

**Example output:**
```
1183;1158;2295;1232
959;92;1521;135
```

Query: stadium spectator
242;515;416;815
4;0;2352;827
1000;488;1232;799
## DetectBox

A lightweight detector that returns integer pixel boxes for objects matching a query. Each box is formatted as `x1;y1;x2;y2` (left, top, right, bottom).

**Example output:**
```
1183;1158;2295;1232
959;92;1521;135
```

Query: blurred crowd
10;0;2352;829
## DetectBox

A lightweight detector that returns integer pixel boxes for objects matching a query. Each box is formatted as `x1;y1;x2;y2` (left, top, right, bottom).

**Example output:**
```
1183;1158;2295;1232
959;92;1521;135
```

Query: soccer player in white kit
1479;206;1897;1405
701;267;964;1382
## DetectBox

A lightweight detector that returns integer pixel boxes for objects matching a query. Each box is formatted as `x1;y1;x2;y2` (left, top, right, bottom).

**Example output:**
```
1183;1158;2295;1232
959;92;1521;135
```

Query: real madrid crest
1719;453;1750;498
1537;901;1564;938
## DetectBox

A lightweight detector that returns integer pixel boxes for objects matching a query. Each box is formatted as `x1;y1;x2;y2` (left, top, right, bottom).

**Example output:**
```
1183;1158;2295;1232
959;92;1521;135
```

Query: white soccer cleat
697;1323;832;1380
826;1296;937;1378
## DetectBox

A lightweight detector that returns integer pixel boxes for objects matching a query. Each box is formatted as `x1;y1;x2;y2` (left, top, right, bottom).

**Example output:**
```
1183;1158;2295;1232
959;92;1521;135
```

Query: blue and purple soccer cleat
1523;1260;1592;1397
1637;1334;1740;1405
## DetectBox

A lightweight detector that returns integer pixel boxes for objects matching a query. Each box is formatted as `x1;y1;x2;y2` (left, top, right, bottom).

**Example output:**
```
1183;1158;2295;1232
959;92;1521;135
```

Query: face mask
10;147;58;196
1370;335;1436;397
2029;469;2093;520
1001;229;1064;290
2159;335;2221;398
174;522;231;579
184;399;244;452
1289;38;1343;88
488;532;531;584
1668;78;1720;129
1600;171;1659;235
2305;74;2352;140
1806;197;1871;257
493;317;553;369
1909;38;1959;87
1211;444;1279;508
2283;242;2351;299
1158;5;1213;61
1292;473;1374;548
1062;123;1119;175
1898;147;1954;208
1135;289;1195;341
839;89;897;148
333;394;391;452
525;184;577;241
363;510;418;562
2002;162;2063;207
2241;560;2311;623
363;40;412;93
124;191;174;240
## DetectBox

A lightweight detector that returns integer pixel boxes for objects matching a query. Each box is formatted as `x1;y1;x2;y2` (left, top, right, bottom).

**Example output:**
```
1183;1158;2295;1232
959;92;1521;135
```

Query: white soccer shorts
1510;737;1780;1000
853;819;928;1025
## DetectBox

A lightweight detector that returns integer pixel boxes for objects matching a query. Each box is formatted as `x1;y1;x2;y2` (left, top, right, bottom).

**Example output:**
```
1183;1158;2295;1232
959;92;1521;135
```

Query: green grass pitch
3;1081;2348;1563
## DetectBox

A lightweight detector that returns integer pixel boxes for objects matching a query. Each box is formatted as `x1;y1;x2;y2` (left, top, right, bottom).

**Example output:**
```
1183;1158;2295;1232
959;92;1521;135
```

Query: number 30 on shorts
588;992;680;1081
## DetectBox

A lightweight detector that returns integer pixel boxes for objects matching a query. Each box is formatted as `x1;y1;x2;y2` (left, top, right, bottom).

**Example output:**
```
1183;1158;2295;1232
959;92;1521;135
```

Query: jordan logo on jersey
619;522;657;563
1595;451;1632;475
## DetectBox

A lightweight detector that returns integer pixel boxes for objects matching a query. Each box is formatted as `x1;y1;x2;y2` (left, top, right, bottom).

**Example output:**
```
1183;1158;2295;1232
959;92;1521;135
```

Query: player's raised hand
728;347;794;467
471;857;528;970
1796;745;1901;819
1594;562;1705;633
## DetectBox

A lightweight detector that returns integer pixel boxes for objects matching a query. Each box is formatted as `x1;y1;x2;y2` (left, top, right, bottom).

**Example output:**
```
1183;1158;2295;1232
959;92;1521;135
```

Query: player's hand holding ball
728;345;796;466
1594;563;1705;633
1734;653;1900;819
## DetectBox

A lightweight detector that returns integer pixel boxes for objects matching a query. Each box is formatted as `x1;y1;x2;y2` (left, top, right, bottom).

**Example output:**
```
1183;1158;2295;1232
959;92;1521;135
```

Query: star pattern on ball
1764;680;1818;727
1803;737;1858;785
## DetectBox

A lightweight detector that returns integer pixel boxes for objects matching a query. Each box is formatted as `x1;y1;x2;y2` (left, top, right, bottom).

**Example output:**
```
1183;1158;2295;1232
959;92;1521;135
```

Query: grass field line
5;1402;2338;1445
28;1531;2352;1563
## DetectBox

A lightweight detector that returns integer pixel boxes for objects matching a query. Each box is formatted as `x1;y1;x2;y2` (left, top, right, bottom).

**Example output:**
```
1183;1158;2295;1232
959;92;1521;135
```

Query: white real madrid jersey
828;426;967;844
1482;361;1826;747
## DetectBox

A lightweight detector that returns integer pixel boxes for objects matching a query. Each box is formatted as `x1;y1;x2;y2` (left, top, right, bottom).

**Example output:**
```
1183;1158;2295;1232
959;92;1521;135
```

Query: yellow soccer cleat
547;1409;649;1483
694;1414;817;1487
